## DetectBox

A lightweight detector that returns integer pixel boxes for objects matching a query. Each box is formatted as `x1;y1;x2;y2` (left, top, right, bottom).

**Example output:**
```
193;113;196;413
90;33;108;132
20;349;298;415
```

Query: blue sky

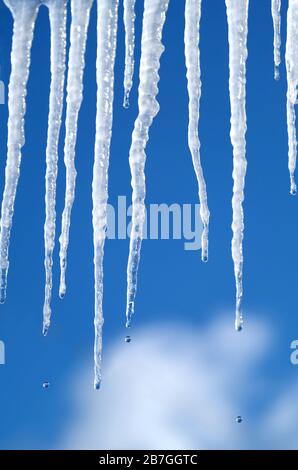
0;0;298;450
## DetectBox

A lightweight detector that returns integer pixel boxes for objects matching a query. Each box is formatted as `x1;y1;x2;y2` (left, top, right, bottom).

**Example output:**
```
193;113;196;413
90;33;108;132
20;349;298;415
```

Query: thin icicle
184;0;209;262
225;0;249;331
286;0;298;196
0;0;41;304
42;0;68;336
93;0;119;389
271;0;281;80
126;0;170;329
59;0;94;300
123;0;136;108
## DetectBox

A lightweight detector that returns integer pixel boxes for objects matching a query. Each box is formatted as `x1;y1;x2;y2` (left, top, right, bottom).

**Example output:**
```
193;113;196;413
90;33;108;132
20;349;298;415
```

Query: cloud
59;315;296;450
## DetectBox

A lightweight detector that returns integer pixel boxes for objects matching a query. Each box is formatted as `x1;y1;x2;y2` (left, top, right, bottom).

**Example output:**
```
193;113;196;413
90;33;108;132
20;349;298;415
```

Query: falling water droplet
42;381;50;389
125;335;131;343
236;415;243;423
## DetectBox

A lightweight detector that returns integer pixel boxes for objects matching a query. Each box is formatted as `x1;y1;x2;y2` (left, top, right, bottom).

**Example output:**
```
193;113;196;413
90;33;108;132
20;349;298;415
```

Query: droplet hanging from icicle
0;0;41;305
225;0;249;332
125;0;170;330
59;0;94;301
184;0;210;263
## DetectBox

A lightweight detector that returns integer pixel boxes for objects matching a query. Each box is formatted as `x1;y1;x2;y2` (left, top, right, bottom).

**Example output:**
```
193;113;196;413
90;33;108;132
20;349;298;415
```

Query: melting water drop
125;335;131;343
42;381;50;389
236;415;243;423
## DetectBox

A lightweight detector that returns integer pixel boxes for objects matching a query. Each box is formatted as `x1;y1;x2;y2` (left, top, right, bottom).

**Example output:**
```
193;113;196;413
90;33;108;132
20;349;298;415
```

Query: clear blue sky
0;0;298;450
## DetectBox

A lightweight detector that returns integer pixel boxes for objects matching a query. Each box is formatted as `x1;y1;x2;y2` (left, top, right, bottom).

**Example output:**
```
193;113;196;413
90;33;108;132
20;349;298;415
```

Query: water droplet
125;335;131;343
236;415;243;423
94;381;101;390
42;381;50;389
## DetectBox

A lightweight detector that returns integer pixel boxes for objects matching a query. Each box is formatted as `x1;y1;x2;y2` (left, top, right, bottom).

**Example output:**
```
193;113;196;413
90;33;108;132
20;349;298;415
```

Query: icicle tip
42;323;50;337
290;175;297;196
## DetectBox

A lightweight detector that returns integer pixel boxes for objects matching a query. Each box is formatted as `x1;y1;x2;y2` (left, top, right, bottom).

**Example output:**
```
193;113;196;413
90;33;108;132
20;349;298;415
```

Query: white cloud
59;315;298;450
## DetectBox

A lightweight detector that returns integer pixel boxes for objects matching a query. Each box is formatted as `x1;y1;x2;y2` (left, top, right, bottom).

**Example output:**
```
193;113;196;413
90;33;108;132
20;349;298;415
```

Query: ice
92;0;119;389
184;0;210;263
125;0;170;329
59;0;94;300
43;0;68;335
225;0;249;331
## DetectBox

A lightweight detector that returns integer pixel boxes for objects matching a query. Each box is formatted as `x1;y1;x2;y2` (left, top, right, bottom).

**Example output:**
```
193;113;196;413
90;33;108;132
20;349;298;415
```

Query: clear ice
92;0;119;389
0;0;41;305
286;0;298;196
184;0;210;263
125;0;170;329
271;0;281;80
43;0;68;335
59;0;94;300
123;0;136;108
225;0;249;331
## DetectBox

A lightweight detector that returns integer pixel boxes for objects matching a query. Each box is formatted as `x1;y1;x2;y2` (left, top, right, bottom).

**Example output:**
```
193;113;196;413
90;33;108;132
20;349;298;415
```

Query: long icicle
123;0;136;108
42;0;68;336
59;0;94;300
126;0;170;329
0;0;41;304
225;0;249;331
184;0;210;262
93;0;119;390
271;0;281;80
286;0;298;196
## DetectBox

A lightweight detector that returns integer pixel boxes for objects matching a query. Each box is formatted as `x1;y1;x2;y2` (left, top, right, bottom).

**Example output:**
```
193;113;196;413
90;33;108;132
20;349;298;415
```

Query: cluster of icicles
0;0;295;388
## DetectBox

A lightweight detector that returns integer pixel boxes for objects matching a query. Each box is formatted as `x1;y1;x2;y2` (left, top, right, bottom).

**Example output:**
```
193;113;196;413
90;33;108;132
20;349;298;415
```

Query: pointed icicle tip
59;287;66;299
42;323;50;337
290;176;297;196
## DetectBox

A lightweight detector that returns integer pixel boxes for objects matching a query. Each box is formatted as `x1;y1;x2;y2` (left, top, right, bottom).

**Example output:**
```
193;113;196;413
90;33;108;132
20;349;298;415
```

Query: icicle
184;0;209;263
225;0;249;331
0;0;41;304
93;0;119;390
59;0;94;300
286;0;298;196
42;0;68;336
126;0;170;329
271;0;281;80
123;0;136;108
